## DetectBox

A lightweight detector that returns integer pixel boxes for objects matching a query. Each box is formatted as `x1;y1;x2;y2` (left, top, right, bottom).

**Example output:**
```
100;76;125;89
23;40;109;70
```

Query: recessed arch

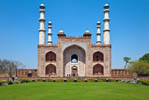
62;43;87;53
93;51;104;62
93;64;104;75
63;45;86;77
45;64;56;75
63;44;86;53
45;51;56;62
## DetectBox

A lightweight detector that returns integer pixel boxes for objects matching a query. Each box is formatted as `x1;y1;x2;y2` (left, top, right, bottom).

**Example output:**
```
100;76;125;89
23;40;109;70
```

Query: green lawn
0;82;149;100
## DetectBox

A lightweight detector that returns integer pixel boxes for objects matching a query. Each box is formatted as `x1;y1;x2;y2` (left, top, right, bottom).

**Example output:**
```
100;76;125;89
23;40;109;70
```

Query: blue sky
0;0;149;69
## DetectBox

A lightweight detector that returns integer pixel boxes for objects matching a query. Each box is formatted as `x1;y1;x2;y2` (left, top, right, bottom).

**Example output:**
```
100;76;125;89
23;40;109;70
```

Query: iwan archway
63;45;86;77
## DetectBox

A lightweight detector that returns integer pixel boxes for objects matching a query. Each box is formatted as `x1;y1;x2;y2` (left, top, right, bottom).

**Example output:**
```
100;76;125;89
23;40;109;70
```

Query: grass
0;82;149;100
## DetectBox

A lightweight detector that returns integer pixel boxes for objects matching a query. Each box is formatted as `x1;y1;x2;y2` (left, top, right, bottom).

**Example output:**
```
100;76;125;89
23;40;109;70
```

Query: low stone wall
16;69;37;78
16;69;133;78
112;69;132;77
1;69;149;81
0;77;9;80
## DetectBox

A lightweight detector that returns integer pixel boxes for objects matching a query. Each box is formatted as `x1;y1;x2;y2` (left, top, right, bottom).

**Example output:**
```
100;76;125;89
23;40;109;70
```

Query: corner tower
103;4;110;44
39;4;46;45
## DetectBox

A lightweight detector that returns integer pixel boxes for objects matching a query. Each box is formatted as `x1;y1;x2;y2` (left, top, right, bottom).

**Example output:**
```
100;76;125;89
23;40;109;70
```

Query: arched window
45;51;56;62
71;54;78;63
93;51;104;62
45;64;56;75
93;64;104;75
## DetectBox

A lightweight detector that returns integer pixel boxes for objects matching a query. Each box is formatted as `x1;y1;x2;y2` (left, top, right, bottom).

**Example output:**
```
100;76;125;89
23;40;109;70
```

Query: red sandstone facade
37;31;112;78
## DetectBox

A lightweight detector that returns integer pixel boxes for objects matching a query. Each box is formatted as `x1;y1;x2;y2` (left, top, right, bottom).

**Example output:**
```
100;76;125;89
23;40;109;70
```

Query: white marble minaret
103;4;110;44
48;21;52;45
39;4;46;45
96;21;101;44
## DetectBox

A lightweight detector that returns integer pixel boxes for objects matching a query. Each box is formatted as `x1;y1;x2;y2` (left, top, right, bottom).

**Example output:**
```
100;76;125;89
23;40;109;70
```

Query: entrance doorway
71;66;78;77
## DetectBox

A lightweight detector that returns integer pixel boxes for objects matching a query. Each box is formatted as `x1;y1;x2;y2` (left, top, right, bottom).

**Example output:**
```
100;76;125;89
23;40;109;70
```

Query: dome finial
104;4;109;9
48;21;52;25
40;4;45;9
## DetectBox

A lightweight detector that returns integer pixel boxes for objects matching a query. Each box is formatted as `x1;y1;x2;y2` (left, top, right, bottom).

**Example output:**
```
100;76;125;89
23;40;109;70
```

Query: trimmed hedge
56;79;64;82
98;78;106;82
67;78;74;82
0;80;9;86
88;79;96;82
77;78;85;82
0;80;4;86
13;80;20;84
2;78;148;86
138;80;149;85
45;79;53;82
19;78;31;83
36;79;42;82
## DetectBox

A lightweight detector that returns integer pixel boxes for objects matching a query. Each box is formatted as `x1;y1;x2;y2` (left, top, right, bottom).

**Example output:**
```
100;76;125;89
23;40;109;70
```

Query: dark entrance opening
71;54;78;63
71;66;78;77
27;73;32;78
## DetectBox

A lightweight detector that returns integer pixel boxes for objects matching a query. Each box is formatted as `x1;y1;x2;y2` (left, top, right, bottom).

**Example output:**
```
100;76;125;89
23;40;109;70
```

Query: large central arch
63;45;86;77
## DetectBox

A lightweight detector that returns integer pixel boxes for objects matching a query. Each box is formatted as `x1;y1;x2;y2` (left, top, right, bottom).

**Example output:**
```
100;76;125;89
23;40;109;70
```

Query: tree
127;61;149;76
123;57;131;69
0;59;24;81
139;53;149;63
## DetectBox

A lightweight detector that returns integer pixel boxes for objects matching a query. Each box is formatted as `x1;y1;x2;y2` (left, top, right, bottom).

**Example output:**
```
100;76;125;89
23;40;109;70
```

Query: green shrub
36;79;42;82
73;79;77;82
115;79;120;82
108;79;117;82
84;79;88;82
19;78;31;83
53;79;56;82
98;78;106;82
56;79;64;82
64;79;67;82
42;80;46;82
105;79;110;82
13;80;20;84
138;80;149;85
0;80;8;86
67;78;74;82
94;79;98;82
45;79;53;82
0;80;3;85
6;80;13;85
78;78;85;82
32;80;36;82
88;79;95;82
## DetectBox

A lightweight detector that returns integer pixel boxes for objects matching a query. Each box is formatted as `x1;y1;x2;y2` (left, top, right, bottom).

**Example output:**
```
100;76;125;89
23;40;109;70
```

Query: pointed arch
45;51;56;61
93;51;104;62
93;64;104;75
63;45;86;77
45;64;56;75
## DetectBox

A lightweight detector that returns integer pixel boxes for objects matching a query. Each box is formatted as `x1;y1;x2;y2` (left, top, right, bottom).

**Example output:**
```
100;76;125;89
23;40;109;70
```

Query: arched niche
45;64;56;75
93;64;104;75
45;51;56;62
93;51;104;62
